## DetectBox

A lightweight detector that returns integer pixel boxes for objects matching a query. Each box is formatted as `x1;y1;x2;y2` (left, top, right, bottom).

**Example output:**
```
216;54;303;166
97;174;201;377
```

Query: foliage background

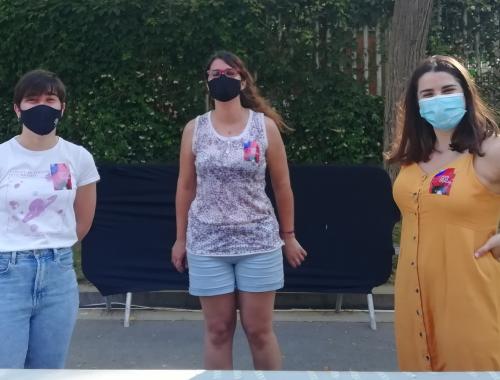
427;0;499;109
0;0;497;164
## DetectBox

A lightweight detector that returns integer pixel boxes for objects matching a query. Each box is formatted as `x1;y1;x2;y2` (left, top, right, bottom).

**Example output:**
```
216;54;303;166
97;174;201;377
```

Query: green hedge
0;0;388;164
427;0;499;109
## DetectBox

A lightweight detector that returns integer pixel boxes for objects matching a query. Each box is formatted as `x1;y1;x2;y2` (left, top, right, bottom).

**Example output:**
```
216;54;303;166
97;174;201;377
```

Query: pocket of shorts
56;250;74;270
0;256;11;275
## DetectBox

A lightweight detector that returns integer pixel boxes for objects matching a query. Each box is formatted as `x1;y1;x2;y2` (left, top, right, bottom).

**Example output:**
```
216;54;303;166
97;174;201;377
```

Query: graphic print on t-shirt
21;195;57;223
50;163;72;190
4;166;72;237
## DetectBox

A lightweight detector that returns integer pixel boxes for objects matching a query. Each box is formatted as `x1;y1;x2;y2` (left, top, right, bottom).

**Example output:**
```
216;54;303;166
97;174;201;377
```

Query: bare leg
239;291;282;370
199;293;237;369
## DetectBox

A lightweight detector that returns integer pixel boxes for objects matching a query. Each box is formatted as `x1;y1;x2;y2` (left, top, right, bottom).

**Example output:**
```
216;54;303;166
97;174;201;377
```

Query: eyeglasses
206;68;240;79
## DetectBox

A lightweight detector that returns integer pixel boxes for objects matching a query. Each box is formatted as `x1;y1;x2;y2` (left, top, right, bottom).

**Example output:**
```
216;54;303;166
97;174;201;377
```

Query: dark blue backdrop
82;164;399;296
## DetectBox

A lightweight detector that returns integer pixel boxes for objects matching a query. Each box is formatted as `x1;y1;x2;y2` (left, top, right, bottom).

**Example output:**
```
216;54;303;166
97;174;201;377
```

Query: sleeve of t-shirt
0;142;9;181
76;146;100;187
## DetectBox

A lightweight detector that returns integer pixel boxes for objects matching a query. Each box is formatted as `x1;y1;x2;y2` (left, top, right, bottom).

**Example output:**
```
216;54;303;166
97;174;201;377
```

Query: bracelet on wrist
279;230;295;235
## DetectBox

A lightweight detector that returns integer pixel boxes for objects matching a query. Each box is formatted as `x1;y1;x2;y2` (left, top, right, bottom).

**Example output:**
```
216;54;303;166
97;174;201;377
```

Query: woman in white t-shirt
0;70;100;368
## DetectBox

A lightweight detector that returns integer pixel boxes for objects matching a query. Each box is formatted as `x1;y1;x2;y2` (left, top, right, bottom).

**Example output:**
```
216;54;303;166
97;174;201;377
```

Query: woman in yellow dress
387;55;500;371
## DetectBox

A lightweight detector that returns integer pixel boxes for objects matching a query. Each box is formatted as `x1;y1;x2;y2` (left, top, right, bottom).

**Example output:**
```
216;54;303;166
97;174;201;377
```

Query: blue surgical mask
418;93;466;131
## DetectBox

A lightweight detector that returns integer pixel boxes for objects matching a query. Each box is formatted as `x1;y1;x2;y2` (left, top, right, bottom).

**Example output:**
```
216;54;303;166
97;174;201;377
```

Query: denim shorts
187;249;284;296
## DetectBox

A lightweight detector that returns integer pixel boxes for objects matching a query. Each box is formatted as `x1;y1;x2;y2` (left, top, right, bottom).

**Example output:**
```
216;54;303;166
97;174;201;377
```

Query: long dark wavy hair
205;50;289;132
386;55;498;165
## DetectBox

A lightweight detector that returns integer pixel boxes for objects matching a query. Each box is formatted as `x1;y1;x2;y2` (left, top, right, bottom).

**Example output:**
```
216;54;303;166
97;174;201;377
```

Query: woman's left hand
475;234;500;260
283;236;308;268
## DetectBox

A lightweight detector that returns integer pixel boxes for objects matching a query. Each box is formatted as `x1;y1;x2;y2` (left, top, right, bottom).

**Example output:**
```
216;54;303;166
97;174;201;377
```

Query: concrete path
67;310;397;371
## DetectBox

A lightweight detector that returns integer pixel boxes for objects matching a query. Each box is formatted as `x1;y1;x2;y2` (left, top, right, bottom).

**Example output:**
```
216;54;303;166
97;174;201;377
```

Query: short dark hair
386;55;498;165
13;69;66;106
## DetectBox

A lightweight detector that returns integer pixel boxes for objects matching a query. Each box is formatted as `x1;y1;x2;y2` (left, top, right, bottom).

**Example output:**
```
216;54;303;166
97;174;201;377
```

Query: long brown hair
205;51;290;132
386;55;498;165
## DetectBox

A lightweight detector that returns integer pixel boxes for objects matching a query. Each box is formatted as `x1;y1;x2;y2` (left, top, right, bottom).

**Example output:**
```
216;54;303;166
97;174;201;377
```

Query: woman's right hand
171;239;188;273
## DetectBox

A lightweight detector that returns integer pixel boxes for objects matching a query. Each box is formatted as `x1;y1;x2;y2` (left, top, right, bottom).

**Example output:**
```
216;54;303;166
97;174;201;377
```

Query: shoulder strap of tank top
253;111;269;150
192;113;209;155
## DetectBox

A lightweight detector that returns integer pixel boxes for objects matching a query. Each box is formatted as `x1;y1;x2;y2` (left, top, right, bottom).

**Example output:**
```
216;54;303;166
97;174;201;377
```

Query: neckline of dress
415;153;470;178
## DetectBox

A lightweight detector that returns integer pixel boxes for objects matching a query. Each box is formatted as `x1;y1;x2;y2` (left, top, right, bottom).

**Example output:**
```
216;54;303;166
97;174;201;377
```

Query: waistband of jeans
0;247;72;256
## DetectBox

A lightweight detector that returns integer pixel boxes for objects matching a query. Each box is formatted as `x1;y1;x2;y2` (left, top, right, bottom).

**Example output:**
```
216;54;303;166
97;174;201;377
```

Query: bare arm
476;136;500;194
171;119;197;272
484;137;500;191
474;136;500;260
265;118;294;233
74;182;97;241
265;117;307;267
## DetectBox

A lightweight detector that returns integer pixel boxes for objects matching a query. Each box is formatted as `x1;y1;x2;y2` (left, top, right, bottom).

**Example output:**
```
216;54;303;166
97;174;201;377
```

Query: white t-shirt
0;137;100;251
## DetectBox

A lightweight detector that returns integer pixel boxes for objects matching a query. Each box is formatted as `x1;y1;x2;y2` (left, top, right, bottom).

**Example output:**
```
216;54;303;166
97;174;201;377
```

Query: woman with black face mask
0;70;99;368
171;51;307;370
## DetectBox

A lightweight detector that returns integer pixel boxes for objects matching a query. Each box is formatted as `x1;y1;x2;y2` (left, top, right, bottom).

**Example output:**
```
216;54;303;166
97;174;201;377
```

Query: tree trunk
383;0;434;180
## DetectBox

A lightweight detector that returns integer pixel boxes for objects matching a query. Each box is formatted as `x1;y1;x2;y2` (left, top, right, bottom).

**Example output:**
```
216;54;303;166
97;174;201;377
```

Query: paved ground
67;310;397;371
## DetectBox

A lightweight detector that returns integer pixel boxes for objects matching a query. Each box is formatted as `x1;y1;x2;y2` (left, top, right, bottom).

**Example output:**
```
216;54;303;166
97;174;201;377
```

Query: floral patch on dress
243;140;260;163
429;168;456;195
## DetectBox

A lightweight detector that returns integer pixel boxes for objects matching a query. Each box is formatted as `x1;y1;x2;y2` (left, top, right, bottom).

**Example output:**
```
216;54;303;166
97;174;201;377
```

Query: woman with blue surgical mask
387;55;500;371
0;70;100;368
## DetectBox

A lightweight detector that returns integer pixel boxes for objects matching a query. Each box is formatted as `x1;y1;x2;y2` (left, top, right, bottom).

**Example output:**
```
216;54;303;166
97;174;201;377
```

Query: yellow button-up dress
393;153;500;371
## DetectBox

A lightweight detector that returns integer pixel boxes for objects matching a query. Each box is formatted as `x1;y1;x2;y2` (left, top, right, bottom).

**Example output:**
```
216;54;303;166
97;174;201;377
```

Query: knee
205;319;235;347
241;321;273;349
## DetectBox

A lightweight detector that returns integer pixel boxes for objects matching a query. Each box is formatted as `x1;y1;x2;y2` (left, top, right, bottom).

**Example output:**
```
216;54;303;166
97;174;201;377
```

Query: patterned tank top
186;109;283;256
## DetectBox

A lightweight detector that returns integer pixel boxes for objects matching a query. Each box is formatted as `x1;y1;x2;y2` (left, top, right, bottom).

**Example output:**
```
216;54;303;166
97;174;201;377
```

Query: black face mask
208;75;241;102
20;104;62;135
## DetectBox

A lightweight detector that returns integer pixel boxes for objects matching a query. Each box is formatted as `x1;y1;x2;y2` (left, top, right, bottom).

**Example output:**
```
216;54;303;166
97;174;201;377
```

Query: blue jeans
0;248;79;368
